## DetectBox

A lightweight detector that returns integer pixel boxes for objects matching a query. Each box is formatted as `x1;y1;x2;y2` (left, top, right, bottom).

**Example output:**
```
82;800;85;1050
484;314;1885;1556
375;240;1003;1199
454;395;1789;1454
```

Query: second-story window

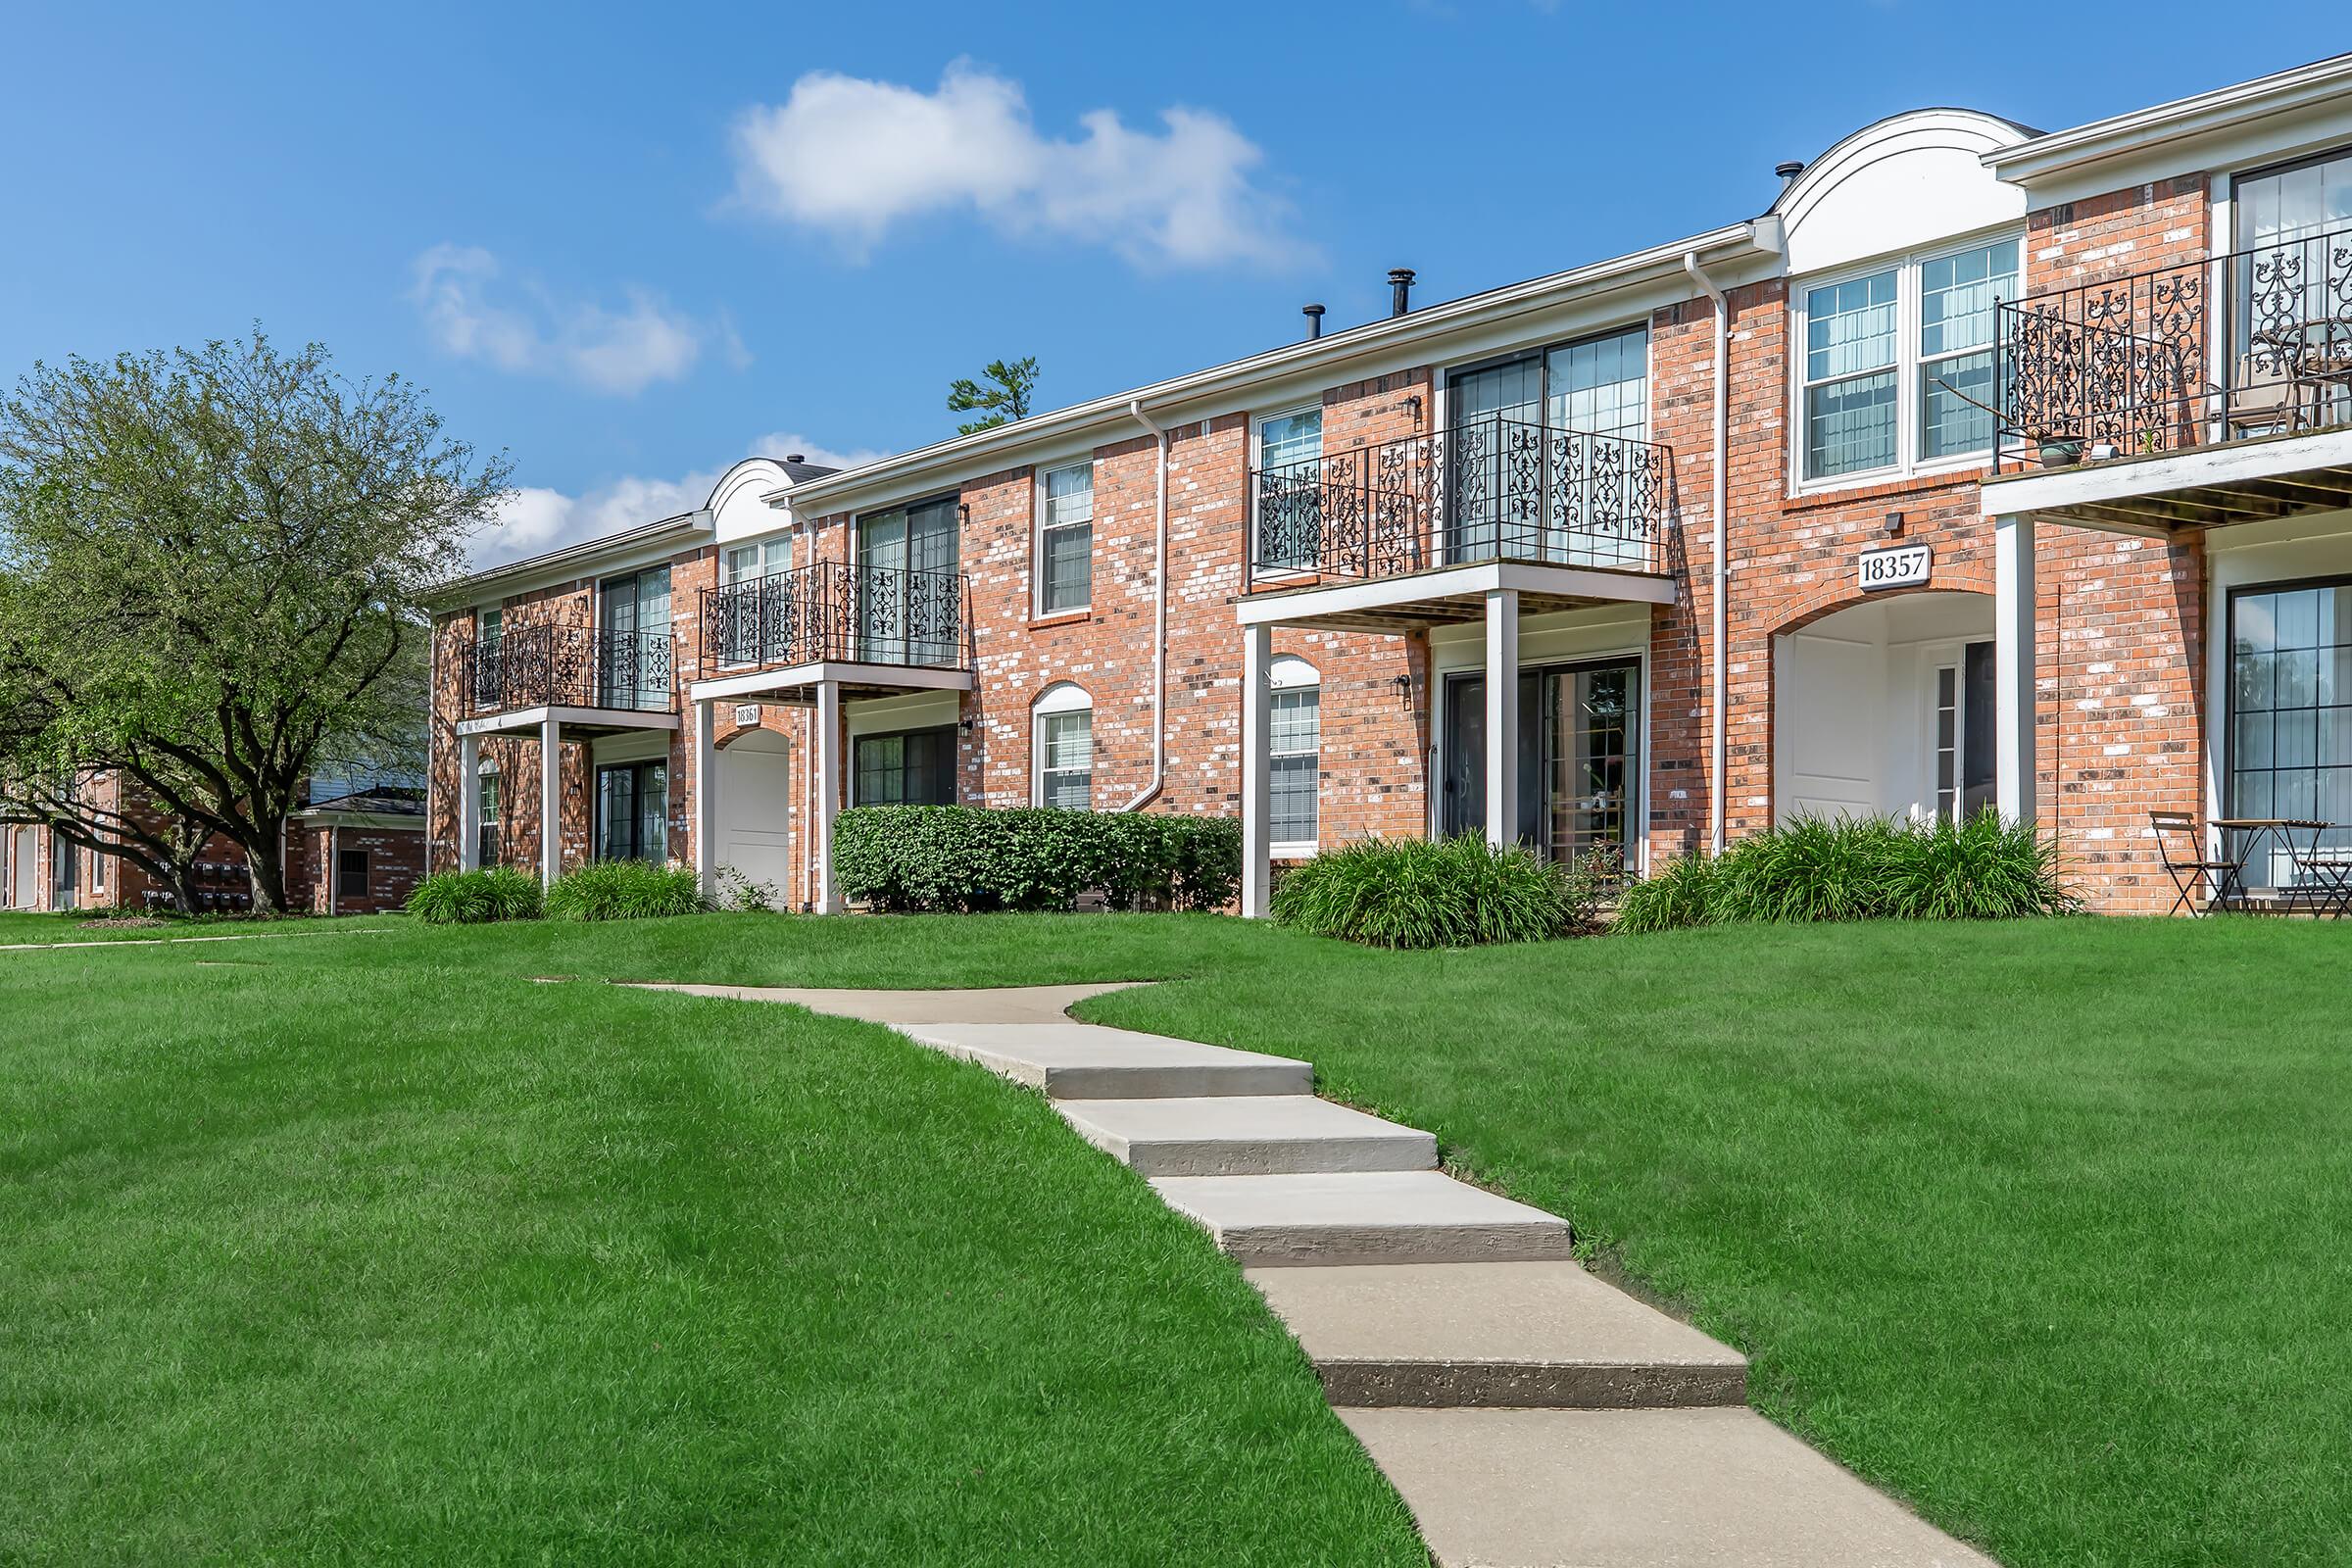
718;536;792;666
1038;463;1093;614
1799;237;2019;483
1253;407;1324;574
722;536;790;584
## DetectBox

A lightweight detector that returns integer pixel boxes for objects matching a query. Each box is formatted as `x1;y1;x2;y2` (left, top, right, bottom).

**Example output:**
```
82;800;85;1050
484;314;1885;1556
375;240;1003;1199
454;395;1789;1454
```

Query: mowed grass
0;916;1423;1567
1082;916;2352;1568
0;908;403;945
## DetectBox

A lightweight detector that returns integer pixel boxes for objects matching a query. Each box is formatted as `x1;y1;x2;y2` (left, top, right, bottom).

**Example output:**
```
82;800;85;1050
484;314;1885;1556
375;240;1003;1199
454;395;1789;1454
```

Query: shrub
1879;809;2076;919
543;860;707;922
1712;813;1905;924
833;806;1241;913
716;865;780;912
1269;835;1601;950
1612;849;1720;934
406;866;544;925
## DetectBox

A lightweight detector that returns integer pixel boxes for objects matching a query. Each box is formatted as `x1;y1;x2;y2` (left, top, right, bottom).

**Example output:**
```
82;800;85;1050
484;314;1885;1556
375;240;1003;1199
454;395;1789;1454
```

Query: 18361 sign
1857;542;1932;592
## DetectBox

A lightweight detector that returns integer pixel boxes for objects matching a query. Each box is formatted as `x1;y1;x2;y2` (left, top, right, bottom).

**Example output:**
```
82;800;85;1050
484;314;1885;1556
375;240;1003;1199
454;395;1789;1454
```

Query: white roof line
1984;52;2352;181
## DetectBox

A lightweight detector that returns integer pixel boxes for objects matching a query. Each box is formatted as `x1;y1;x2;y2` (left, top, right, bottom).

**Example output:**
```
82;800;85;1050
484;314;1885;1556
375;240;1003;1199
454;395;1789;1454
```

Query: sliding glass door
1441;657;1642;868
598;566;671;708
857;496;959;664
1445;325;1649;564
2229;578;2352;890
595;760;668;863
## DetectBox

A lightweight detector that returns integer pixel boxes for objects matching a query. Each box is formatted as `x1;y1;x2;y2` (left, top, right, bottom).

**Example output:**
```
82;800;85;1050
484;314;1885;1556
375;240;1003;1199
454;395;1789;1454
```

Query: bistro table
2211;817;2331;911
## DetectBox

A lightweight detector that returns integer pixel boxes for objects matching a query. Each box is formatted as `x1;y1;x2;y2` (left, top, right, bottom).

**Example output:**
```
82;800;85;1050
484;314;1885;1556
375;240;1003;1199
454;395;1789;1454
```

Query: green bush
1269;835;1603;950
833;806;1241;913
543;860;707;922
1612;812;2073;931
405;866;544;925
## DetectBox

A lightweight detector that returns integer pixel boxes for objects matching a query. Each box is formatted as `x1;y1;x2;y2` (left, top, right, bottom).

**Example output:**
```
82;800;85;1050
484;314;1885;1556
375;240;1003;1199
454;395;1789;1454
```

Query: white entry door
9;828;31;907
716;731;792;893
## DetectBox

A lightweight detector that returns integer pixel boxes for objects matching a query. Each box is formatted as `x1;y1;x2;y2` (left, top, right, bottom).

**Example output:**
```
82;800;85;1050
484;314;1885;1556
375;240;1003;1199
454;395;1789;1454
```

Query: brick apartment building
427;55;2352;916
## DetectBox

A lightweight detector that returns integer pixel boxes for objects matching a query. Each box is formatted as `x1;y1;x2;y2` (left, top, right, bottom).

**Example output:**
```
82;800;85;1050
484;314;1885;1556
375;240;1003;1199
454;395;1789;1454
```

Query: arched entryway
715;729;792;893
1774;590;1995;824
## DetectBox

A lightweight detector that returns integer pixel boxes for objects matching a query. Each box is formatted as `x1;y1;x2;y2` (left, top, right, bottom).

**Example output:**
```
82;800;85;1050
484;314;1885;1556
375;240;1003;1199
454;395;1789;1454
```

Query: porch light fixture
1884;511;1904;537
1392;672;1413;706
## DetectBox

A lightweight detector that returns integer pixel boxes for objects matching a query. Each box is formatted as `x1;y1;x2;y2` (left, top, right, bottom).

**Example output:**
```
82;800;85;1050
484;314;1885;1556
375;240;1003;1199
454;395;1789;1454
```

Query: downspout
1683;250;1731;856
1122;398;1170;810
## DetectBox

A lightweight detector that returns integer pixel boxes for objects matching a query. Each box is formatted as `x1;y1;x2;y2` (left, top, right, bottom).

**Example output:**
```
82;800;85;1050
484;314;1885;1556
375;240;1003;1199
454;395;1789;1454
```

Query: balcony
691;560;975;701
1989;223;2352;528
455;623;677;737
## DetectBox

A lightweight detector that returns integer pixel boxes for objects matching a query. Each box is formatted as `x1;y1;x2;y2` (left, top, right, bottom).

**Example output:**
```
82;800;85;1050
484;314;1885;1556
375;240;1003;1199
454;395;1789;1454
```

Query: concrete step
1343;1406;1998;1568
893;1021;1312;1100
1152;1170;1573;1267
1055;1096;1438;1177
1248;1261;1745;1409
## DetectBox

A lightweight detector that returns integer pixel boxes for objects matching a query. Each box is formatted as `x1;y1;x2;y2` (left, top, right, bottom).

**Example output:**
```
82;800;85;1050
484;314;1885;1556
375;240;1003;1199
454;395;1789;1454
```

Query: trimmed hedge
834;806;1241;913
543;860;708;922
1269;835;1608;950
405;867;544;925
1614;811;2074;933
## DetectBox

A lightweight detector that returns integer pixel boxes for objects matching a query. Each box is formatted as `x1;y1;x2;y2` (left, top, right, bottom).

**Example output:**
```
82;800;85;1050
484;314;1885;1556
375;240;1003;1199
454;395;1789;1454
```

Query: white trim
1034;458;1096;616
431;514;710;609
1248;403;1326;585
688;662;975;705
455;704;682;739
1980;426;2352;520
1235;560;1676;628
1984;54;2352;184
1031;683;1095;809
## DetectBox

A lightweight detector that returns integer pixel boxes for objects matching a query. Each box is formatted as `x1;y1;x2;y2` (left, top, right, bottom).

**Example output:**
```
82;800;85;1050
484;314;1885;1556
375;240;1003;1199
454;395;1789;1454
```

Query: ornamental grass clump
1610;848;1721;934
1878;809;2076;919
542;860;707;922
1269;835;1603;950
405;866;544;925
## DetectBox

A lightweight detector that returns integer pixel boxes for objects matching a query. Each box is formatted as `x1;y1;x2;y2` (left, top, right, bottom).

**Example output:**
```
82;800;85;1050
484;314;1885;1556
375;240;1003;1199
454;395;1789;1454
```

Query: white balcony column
1240;622;1274;917
457;732;481;871
692;698;718;903
539;713;563;887
813;677;843;913
1484;587;1520;848
1994;512;2037;825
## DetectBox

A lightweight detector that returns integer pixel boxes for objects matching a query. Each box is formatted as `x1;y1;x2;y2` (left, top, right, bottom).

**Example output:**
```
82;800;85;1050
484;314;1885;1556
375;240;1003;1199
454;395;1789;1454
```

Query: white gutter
1123;399;1170;810
1983;51;2352;183
1683;251;1731;857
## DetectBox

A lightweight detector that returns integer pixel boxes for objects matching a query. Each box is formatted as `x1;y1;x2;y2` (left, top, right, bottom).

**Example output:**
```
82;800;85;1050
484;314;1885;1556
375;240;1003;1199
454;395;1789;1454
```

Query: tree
946;357;1038;434
0;330;507;911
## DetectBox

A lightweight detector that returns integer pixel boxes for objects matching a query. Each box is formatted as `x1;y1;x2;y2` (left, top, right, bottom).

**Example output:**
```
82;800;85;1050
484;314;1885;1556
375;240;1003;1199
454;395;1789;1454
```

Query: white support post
1994;513;2037;825
1484;588;1520;848
540;714;563;887
692;699;718;904
813;678;842;913
457;732;480;871
1240;623;1273;917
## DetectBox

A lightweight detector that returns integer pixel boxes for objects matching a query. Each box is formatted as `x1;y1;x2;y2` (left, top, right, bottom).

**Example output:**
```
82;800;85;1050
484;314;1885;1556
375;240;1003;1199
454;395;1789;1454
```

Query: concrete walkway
636;979;1997;1568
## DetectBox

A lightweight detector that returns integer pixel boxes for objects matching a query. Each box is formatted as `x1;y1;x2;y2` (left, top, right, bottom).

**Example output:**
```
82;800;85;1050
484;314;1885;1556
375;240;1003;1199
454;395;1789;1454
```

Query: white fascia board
291;810;426;831
787;223;1772;516
687;662;976;704
1984;54;2352;185
1981;427;2352;515
1233;562;1676;627
453;704;684;737
429;514;713;612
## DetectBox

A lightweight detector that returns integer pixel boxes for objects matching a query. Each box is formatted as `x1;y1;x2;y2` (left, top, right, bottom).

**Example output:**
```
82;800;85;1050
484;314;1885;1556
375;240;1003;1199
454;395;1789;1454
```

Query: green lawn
0;915;1421;1566
0;908;405;945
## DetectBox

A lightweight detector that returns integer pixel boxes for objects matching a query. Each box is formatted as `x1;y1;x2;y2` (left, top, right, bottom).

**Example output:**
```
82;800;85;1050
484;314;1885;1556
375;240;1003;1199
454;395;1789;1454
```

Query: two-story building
428;54;2352;916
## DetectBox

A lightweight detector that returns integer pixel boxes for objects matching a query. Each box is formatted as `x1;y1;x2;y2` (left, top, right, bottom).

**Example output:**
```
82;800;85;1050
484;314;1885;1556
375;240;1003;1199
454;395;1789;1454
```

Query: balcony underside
1235;559;1675;635
687;659;976;706
1983;426;2352;533
455;703;683;740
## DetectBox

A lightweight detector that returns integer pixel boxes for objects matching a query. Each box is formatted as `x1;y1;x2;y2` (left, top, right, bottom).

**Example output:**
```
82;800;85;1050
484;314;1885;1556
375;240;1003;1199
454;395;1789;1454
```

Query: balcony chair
2148;810;2243;917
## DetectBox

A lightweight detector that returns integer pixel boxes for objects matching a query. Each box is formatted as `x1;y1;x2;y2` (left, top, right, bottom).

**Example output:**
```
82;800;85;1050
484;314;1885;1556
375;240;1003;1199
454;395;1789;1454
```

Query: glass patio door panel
1446;360;1544;563
2231;150;2352;418
1546;327;1649;442
2230;581;2352;891
857;498;959;663
1438;670;1547;848
596;760;668;863
599;567;671;708
1544;660;1642;867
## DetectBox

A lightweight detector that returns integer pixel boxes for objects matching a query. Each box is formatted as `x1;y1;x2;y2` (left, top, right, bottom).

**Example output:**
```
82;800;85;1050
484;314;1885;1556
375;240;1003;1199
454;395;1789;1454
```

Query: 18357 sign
1857;542;1932;592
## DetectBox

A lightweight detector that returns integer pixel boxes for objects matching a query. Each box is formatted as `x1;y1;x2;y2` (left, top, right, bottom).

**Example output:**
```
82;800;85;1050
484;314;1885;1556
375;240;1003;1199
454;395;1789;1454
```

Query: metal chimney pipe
1389;269;1416;318
1774;160;1805;188
1302;303;1326;340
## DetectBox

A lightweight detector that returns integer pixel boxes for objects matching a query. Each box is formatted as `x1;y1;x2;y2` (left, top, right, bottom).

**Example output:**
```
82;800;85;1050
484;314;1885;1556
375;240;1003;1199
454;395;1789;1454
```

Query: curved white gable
707;457;796;546
1778;110;2030;275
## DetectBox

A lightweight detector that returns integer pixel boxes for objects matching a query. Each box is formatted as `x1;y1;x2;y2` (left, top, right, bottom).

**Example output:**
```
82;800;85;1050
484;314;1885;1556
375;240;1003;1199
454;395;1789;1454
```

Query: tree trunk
244;823;288;914
167;862;203;915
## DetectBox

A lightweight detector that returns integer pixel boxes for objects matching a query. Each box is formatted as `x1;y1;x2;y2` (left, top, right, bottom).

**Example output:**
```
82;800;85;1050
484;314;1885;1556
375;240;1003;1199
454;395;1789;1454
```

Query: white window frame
1268;657;1321;858
1032;682;1095;809
1250;404;1325;582
1788;227;2026;496
478;605;502;645
721;534;792;586
1035;461;1095;617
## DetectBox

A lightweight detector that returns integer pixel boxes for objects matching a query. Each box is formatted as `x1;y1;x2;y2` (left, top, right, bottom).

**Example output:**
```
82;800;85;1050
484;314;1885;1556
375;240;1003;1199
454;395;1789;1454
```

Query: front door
595;760;668;862
1443;661;1640;864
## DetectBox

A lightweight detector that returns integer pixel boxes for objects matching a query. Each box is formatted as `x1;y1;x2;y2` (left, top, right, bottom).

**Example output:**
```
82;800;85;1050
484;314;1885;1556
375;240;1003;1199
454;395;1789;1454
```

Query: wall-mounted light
1884;510;1904;538
1392;672;1413;707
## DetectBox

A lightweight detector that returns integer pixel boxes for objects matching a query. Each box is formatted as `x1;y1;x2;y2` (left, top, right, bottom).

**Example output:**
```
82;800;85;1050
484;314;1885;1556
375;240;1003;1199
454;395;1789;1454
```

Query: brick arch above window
1765;566;1995;642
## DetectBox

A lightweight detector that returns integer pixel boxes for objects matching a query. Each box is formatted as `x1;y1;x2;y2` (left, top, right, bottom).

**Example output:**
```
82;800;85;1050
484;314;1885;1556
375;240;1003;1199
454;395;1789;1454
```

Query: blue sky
3;3;2341;564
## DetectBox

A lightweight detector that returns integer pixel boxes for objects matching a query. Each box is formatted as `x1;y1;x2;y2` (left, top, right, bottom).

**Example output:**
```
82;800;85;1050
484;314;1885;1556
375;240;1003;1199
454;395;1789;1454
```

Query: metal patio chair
2149;811;2242;917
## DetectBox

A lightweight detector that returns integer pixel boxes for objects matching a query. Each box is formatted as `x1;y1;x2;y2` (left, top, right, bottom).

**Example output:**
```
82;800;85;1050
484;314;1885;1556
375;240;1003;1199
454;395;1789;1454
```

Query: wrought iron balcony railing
458;624;676;716
1994;221;2352;473
696;560;974;680
1248;417;1671;580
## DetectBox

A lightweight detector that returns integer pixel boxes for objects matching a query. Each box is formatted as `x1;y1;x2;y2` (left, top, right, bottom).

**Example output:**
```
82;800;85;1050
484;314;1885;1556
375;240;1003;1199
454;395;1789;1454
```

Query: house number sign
733;703;762;727
1857;542;1932;592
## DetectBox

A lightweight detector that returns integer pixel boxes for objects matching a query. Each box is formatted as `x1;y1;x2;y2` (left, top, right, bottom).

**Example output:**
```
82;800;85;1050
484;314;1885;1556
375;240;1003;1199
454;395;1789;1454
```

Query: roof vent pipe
1302;303;1325;340
1388;269;1416;318
1774;160;1805;188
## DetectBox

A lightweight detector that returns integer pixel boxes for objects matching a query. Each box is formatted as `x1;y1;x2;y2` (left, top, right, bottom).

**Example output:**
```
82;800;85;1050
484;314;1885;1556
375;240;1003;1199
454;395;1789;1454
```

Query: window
595;760;667;862
1798;237;2019;483
1252;408;1324;573
717;536;793;665
1935;664;1959;821
855;725;957;806
1546;324;1650;441
1268;658;1320;853
478;606;503;647
90;844;106;892
337;848;368;901
478;765;501;867
598;566;672;709
722;535;791;585
1447;323;1651;563
1033;684;1094;809
2230;580;2352;891
2234;148;2352;251
1038;463;1094;614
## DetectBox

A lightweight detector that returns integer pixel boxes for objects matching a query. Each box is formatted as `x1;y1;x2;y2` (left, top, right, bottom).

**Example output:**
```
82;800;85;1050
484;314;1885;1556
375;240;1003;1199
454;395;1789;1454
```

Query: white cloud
410;244;725;395
728;63;1310;270
471;434;888;569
